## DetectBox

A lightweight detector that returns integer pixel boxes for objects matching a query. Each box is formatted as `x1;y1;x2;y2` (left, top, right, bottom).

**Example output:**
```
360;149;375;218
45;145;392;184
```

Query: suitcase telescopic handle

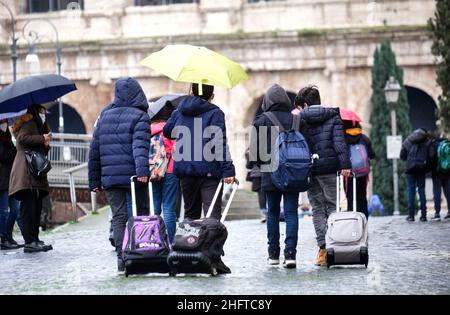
205;178;240;223
130;176;154;217
336;171;357;213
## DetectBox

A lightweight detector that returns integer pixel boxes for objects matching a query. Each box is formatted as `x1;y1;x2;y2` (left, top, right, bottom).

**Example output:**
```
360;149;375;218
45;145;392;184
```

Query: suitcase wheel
169;269;177;277
210;267;218;276
326;248;335;269
360;247;369;268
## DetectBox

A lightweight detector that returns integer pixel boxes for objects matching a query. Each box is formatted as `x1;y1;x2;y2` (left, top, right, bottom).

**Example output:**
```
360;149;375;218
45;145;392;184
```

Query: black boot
1;237;20;250
37;239;53;251
7;236;24;248
24;242;47;253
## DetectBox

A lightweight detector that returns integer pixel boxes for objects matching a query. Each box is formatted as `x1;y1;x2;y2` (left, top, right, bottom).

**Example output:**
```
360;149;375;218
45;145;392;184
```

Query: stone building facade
0;0;439;184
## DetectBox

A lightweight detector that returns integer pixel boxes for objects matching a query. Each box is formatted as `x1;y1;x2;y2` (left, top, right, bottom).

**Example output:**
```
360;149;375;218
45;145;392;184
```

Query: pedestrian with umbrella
141;44;247;220
340;108;376;219
0;74;77;253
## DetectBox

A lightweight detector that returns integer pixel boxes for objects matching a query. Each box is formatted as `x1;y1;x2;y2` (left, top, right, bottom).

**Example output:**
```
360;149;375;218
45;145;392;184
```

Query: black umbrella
147;94;187;119
0;74;77;120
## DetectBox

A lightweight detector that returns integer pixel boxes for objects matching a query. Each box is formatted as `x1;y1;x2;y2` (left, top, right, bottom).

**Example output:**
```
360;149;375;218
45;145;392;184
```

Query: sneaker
419;216;427;222
314;248;327;266
406;216;415;222
444;214;450;220
24;242;47;253
283;250;296;269
268;251;280;265
431;213;441;221
117;259;125;275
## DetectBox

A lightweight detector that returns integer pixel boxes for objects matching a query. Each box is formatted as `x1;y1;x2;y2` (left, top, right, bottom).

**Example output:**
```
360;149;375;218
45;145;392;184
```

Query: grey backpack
325;172;369;268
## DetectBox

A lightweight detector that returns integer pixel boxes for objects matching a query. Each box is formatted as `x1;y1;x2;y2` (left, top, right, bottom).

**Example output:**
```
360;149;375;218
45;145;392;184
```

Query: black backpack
406;140;431;174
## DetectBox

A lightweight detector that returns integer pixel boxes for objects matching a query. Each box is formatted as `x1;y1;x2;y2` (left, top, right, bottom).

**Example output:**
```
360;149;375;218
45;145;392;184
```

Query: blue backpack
265;112;312;192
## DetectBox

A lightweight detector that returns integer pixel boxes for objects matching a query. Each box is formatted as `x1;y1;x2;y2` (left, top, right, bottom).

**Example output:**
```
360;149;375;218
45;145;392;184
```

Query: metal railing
47;133;94;222
47;133;92;188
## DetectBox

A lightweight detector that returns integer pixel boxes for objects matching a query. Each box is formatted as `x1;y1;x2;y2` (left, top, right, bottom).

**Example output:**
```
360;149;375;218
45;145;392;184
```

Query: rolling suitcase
122;176;171;277
325;172;369;268
167;179;239;276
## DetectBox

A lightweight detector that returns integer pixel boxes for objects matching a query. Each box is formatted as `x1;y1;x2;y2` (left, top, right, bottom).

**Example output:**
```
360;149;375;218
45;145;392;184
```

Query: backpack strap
264;112;286;133
291;114;300;131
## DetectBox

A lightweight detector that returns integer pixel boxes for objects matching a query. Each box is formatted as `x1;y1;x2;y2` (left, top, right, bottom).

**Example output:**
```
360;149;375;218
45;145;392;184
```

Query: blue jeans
152;174;179;243
0;190;22;239
266;190;299;256
406;174;427;217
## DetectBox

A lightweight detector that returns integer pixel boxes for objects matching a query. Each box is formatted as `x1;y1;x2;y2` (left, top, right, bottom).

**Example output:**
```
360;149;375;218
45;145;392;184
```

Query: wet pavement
1;208;449;295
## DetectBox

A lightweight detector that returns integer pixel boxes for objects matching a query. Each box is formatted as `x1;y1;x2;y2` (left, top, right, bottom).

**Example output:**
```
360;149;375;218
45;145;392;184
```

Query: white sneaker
283;259;296;269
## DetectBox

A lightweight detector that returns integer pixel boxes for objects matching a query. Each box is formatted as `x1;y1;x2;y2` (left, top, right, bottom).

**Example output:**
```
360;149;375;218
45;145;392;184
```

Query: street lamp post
384;76;402;216
0;0;18;82
23;20;64;133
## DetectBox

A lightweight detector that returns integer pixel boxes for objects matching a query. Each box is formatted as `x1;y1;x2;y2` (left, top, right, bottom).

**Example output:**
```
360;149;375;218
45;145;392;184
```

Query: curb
49;205;110;234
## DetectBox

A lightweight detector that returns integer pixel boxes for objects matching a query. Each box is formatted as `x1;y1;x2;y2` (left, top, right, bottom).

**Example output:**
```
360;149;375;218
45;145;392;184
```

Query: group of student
87;76;379;272
400;128;450;222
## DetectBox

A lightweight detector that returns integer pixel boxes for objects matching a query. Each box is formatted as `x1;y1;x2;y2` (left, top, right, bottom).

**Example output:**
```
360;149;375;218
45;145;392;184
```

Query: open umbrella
339;108;363;126
0;74;77;120
140;44;249;94
147;94;187;119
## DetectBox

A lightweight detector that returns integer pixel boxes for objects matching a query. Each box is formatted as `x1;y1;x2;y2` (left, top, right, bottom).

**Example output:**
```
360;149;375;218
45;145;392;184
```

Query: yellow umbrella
140;44;249;94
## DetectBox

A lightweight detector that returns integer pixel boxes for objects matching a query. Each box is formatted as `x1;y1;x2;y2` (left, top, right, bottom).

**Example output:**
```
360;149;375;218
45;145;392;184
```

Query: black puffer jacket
0;130;16;190
400;128;435;174
300;106;351;175
251;84;298;191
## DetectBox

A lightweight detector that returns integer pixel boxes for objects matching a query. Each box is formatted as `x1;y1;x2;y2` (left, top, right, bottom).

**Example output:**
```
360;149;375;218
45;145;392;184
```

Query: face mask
39;113;46;124
0;123;7;132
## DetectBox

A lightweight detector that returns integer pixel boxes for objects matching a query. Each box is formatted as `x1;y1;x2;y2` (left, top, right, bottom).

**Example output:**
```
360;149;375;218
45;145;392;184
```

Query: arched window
46;102;87;134
26;0;84;13
406;86;437;132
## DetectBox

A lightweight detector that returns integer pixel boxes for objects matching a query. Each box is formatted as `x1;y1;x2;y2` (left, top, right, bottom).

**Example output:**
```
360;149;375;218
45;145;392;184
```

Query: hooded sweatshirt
88;77;150;190
251;84;298;191
300;106;351;175
163;95;235;179
400;128;434;172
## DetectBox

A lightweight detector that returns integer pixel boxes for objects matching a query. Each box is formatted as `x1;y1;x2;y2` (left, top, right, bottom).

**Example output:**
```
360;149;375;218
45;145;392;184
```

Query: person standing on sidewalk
429;133;450;221
251;84;304;269
149;100;178;243
296;86;352;266
9;105;53;253
0;120;24;250
89;77;150;274
163;83;236;220
343;121;376;219
400;128;434;222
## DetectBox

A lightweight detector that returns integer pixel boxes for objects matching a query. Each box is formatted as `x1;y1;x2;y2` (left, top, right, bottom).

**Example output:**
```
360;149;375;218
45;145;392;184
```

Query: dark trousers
105;184;149;258
180;177;222;220
20;189;44;244
344;176;369;219
406;174;427;217
432;173;450;215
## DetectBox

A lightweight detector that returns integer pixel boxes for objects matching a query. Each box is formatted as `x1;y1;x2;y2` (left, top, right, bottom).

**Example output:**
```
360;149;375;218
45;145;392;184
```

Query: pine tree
369;40;411;215
428;0;450;134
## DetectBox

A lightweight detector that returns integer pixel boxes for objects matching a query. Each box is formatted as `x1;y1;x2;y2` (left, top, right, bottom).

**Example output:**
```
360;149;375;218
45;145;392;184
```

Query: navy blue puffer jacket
300;106;351;175
88;77;150;190
163;96;235;179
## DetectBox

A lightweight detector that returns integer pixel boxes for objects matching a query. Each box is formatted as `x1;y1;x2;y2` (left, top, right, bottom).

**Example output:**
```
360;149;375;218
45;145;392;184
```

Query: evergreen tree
428;0;450;134
370;40;411;215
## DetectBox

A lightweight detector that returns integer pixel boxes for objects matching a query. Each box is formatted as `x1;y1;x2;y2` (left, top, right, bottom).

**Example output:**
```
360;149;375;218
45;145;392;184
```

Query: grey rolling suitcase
325;172;369;268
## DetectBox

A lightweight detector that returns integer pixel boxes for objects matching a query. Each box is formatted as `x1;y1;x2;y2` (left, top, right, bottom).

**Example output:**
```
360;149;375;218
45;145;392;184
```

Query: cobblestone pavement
1;208;449;295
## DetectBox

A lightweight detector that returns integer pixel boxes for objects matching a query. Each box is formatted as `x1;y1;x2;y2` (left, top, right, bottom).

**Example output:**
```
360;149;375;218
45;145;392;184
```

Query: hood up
262;84;292;112
408;128;429;144
112;77;148;111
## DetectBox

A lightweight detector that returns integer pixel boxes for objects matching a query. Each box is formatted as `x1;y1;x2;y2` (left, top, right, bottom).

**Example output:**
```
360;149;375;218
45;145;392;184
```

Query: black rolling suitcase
167;179;239;276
